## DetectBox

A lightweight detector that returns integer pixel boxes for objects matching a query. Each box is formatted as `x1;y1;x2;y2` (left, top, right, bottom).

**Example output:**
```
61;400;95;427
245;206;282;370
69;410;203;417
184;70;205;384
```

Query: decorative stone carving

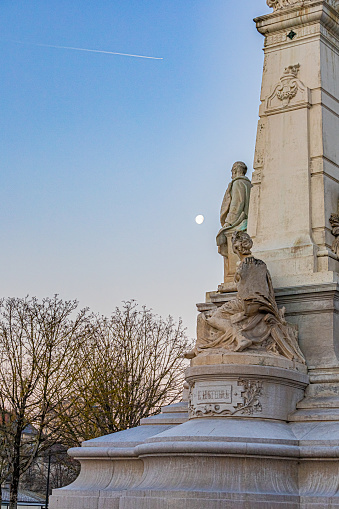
329;203;339;256
239;379;263;415
267;0;300;10
188;379;263;418
267;0;339;11
253;121;265;171
185;232;306;364
266;64;308;111
276;65;300;103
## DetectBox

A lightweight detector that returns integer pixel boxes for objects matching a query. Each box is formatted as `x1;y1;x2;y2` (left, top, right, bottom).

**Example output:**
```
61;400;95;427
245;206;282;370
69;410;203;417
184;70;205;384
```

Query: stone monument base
115;358;309;509
50;354;339;509
49;362;339;509
49;401;189;509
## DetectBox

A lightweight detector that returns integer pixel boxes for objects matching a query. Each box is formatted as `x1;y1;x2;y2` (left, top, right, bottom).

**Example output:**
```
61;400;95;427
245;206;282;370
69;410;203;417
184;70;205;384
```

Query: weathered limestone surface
248;0;339;287
49;402;189;509
51;354;339;509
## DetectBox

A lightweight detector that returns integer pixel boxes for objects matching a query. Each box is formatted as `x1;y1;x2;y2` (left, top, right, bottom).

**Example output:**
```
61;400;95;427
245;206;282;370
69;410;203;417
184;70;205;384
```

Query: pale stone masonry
249;0;339;286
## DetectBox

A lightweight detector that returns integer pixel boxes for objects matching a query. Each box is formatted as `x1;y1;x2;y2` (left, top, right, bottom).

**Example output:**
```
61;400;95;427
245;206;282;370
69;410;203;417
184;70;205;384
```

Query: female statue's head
231;231;253;259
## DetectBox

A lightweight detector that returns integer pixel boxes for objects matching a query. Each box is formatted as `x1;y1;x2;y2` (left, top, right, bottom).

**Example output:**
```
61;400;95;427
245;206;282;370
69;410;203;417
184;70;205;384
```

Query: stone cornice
267;0;339;12
256;1;339;39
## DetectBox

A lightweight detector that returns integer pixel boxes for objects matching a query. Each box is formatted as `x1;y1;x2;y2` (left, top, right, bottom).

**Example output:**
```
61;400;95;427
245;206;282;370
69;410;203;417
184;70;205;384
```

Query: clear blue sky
1;0;269;339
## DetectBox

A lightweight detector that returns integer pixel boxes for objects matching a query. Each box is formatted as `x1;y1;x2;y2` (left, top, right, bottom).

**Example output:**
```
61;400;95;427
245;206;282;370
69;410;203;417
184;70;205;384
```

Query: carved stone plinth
187;362;308;421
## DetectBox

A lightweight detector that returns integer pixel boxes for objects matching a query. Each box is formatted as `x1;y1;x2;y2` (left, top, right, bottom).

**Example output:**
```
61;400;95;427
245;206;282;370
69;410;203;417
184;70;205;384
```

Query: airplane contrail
7;40;163;60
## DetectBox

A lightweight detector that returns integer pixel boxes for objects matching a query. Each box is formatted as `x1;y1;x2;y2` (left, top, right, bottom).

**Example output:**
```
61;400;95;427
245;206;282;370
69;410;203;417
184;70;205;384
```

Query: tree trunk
9;424;22;509
9;474;19;509
9;467;19;509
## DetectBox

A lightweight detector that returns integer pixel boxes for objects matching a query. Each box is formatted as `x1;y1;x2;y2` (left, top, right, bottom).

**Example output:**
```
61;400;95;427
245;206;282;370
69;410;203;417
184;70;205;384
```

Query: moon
195;215;204;225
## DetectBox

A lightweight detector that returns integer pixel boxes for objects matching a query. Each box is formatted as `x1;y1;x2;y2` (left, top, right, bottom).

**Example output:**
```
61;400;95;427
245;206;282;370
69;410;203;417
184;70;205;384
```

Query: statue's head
231;231;253;259
231;161;247;179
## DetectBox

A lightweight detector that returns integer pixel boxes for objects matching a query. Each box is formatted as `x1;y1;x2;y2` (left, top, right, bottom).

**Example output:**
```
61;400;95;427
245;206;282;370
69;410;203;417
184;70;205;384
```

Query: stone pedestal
49;361;339;508
187;361;307;420
219;231;238;292
106;355;307;509
205;282;339;422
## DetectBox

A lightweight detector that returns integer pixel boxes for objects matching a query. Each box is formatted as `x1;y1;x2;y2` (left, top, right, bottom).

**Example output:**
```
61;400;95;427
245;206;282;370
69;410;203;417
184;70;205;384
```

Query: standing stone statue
216;161;252;288
186;231;305;363
329;199;339;256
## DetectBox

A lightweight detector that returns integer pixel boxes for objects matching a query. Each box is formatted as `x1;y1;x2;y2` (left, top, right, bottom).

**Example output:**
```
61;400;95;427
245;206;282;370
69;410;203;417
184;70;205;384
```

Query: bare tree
0;298;190;506
0;296;91;509
58;301;191;443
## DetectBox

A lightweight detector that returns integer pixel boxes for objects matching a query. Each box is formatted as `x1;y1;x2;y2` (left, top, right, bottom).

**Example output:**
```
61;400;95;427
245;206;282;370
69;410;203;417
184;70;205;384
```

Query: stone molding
267;0;339;12
204;283;339;315
256;2;339;41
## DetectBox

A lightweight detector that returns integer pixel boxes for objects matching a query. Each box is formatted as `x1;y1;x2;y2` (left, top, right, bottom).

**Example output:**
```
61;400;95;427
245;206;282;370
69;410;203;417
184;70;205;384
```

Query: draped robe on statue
195;256;305;363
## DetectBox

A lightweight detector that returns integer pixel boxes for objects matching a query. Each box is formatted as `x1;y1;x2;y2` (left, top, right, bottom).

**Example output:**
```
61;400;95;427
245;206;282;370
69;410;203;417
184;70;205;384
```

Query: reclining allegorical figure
186;231;305;364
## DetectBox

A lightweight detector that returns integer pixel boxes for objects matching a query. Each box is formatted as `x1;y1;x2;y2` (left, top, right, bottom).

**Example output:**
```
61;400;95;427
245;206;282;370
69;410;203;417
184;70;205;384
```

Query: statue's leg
233;334;253;352
184;313;215;358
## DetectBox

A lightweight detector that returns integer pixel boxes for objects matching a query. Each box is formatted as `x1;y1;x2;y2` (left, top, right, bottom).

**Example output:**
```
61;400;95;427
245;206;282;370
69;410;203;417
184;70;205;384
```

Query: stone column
248;0;339;288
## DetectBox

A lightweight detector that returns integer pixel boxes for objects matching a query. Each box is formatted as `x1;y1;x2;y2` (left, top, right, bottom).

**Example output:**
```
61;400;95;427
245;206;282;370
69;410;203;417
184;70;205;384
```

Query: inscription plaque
189;379;263;418
197;385;232;404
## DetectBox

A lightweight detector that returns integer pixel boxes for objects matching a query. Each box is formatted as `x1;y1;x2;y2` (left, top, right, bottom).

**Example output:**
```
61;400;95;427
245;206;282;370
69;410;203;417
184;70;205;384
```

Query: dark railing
1;503;45;508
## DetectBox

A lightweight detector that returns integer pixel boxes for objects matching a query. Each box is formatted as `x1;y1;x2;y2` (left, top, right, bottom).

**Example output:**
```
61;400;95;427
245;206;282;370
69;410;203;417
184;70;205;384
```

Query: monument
50;0;339;507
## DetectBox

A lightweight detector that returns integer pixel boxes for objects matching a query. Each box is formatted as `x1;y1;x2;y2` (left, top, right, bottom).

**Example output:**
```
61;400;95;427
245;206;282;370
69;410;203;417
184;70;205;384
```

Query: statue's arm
220;197;229;226
220;184;231;226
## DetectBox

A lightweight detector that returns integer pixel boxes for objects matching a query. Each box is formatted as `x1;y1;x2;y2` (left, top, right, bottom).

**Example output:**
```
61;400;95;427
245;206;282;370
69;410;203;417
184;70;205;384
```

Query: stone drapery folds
186;232;305;364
